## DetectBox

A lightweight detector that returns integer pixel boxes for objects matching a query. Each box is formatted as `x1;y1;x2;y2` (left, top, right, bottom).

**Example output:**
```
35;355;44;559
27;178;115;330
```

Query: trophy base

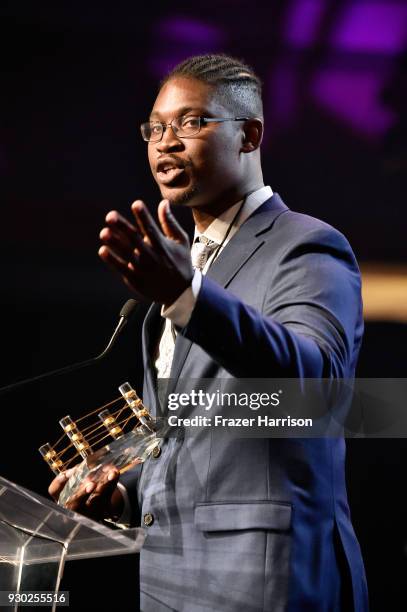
59;428;160;506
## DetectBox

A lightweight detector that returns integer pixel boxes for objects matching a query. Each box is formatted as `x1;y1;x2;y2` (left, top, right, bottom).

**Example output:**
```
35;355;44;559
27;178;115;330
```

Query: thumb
158;200;188;244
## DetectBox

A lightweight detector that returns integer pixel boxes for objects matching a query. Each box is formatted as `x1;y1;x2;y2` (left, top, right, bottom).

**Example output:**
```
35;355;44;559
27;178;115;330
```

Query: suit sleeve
181;226;363;378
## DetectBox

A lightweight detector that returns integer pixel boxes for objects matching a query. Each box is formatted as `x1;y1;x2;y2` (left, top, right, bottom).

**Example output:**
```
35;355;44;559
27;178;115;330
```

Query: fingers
98;245;145;301
100;208;155;263
158;200;189;244
99;226;137;262
48;468;77;501
131;200;165;252
105;210;140;238
99;199;190;304
64;466;120;519
98;244;133;276
83;467;119;511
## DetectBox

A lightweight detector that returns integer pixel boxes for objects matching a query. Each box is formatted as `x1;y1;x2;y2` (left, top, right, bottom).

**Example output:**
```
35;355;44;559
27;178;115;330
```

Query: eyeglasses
140;115;250;143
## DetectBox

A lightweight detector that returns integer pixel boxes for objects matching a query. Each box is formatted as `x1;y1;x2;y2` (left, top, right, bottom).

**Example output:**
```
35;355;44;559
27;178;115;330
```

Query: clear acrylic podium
0;475;145;610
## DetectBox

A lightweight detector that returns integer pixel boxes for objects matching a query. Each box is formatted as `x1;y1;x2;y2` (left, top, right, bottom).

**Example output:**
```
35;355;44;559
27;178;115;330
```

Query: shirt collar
194;185;273;245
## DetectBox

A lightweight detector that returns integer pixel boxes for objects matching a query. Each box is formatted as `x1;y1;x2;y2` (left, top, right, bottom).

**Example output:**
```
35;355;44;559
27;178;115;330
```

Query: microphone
97;299;139;359
0;299;139;396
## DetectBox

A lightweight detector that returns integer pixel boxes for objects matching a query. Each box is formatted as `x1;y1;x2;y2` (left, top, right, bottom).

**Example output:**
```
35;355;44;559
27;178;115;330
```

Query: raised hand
99;199;193;306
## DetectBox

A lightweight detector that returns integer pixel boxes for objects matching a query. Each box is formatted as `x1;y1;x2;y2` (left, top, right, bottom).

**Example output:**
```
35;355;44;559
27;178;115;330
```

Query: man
50;54;368;611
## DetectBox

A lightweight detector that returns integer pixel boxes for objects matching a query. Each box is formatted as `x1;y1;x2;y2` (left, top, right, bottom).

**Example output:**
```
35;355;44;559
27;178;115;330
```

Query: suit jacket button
152;445;161;459
143;512;154;527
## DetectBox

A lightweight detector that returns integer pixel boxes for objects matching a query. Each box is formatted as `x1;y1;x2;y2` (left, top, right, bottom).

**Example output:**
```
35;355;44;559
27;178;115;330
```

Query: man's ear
240;118;264;153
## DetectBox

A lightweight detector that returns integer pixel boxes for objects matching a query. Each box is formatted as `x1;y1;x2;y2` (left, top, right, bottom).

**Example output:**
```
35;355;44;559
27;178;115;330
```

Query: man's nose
156;124;183;152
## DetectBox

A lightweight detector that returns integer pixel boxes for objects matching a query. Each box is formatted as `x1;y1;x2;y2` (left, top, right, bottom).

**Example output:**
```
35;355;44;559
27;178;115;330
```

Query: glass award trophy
39;382;162;506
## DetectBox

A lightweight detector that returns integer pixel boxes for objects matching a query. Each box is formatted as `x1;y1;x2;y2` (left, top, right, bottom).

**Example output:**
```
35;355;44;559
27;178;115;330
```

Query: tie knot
191;236;218;270
197;235;214;246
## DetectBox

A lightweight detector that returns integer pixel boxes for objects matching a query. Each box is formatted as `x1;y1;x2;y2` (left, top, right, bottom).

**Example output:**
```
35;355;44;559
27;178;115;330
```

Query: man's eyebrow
149;107;208;120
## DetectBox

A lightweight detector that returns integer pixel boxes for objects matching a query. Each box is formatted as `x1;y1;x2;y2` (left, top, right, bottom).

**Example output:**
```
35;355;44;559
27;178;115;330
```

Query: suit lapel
167;193;289;392
167;331;194;393
142;302;163;412
206;193;288;287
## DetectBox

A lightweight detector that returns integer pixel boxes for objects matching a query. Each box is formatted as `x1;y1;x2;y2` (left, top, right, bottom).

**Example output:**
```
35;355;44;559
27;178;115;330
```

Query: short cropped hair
161;53;263;119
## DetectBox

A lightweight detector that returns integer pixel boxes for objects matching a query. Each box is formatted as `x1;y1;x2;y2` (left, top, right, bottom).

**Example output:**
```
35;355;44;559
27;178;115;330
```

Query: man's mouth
156;159;188;186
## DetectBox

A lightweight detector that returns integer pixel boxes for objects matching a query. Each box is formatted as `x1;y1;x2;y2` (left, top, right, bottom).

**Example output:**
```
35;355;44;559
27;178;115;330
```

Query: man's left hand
99;199;193;306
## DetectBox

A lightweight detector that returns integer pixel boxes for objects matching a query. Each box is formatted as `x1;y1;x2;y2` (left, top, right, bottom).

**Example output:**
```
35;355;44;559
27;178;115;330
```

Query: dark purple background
1;1;406;610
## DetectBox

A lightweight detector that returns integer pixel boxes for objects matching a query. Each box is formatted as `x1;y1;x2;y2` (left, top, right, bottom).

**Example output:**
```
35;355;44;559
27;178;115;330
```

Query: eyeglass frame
140;115;251;143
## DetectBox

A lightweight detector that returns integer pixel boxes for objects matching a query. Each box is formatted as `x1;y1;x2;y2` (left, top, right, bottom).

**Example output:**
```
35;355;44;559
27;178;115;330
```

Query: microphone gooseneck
95;299;139;360
0;299;139;396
